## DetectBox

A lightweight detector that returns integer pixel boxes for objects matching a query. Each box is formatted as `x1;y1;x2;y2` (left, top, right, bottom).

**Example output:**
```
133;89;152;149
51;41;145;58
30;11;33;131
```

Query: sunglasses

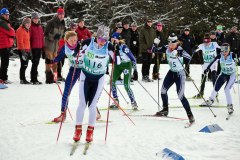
168;40;177;44
220;46;230;52
98;37;107;43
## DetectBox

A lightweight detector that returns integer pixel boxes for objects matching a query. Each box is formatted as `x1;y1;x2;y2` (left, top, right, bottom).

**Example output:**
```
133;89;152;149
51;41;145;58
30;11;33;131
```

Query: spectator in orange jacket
76;18;92;41
16;17;32;84
0;8;15;84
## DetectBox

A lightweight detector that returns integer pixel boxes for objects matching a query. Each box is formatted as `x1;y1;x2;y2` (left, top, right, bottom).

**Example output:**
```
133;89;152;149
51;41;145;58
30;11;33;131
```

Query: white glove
152;52;155;59
154;38;161;45
171;50;178;56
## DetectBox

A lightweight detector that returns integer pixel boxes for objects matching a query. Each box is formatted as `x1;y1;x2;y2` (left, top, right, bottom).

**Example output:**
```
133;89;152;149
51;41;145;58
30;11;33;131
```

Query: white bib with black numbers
82;38;109;75
65;44;83;68
220;52;236;75
199;42;219;63
166;48;184;72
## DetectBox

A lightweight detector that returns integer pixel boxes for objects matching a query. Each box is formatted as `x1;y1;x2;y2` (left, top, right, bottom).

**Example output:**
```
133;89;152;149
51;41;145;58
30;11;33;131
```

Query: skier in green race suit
110;39;138;110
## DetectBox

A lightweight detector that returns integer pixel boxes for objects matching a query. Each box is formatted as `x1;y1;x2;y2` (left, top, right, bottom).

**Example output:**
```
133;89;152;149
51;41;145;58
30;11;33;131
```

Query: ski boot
142;76;153;82
227;104;234;115
131;101;138;110
109;98;119;109
187;113;195;124
193;92;203;99
73;125;82;142
52;111;66;123
155;106;168;116
200;99;214;106
86;126;94;142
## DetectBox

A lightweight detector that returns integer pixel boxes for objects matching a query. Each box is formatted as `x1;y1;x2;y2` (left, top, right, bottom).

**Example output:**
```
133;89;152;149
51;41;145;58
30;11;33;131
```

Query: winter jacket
30;22;44;49
178;33;195;55
139;23;156;54
225;32;240;53
76;26;92;41
121;28;131;47
130;29;139;56
0;16;15;49
44;15;65;53
16;25;30;50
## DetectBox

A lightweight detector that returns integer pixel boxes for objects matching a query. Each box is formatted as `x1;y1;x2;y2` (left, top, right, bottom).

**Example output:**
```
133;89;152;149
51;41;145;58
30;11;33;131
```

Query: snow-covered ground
1;59;240;160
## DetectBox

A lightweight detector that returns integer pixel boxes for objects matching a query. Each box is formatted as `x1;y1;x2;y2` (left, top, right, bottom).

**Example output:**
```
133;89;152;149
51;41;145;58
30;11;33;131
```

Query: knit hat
168;33;178;43
96;25;110;41
116;22;123;29
57;8;64;14
22;17;31;25
184;27;190;31
0;8;9;15
69;22;77;29
31;12;39;19
131;22;137;27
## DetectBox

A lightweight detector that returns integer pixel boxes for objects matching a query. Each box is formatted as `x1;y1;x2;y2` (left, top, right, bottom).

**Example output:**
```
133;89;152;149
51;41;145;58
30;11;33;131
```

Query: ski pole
56;42;82;142
137;80;161;108
49;67;73;121
176;56;217;117
103;88;136;126
105;46;116;143
235;54;240;107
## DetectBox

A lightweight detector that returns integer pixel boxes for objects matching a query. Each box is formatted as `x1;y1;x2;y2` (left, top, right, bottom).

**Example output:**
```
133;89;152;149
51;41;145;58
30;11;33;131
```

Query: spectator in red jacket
76;19;92;41
29;12;44;84
0;8;15;84
16;17;31;84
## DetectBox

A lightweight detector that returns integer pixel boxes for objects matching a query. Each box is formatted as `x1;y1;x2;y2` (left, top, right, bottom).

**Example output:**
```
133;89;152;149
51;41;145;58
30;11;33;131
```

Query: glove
54;33;61;40
21;50;28;61
154;38;161;45
171;50;178;56
161;53;166;61
204;68;210;74
28;51;33;60
42;50;46;59
45;58;53;64
152;52;155;59
132;69;138;81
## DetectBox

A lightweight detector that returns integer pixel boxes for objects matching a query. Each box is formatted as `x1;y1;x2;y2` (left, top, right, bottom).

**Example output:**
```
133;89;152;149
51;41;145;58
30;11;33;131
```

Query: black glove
28;51;33;60
45;58;53;64
132;70;138;81
21;50;28;61
42;50;46;59
54;33;61;40
204;68;210;74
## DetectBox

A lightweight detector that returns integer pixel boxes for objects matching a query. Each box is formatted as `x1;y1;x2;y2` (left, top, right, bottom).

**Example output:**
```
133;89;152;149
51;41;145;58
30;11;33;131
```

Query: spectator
44;8;65;84
16;17;31;84
216;25;225;45
178;27;195;81
76;18;92;42
130;22;139;59
29;12;44;84
0;8;15;84
121;21;131;47
152;22;165;80
139;18;156;82
225;26;240;55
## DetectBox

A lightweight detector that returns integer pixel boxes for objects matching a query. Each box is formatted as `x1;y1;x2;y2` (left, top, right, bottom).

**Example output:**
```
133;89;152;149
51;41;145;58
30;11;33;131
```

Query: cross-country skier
46;31;83;122
193;33;221;98
201;43;235;115
73;26;115;143
109;38;138;110
152;33;195;124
